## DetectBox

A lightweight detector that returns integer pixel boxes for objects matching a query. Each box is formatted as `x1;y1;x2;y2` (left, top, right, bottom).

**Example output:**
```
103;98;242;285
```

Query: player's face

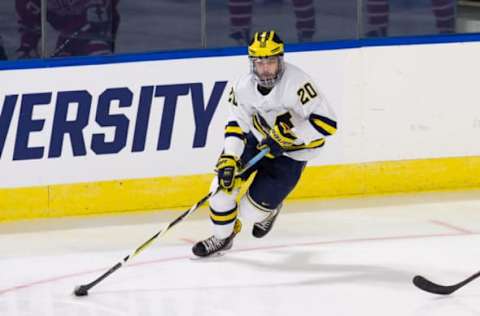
252;57;279;81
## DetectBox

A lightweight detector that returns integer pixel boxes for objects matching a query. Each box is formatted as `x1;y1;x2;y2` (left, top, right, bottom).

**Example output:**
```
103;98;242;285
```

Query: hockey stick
413;271;480;295
73;148;269;297
51;24;91;57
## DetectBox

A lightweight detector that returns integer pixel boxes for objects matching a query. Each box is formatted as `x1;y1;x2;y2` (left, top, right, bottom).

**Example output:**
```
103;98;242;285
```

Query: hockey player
192;30;337;257
229;0;315;44
16;0;120;58
366;0;456;37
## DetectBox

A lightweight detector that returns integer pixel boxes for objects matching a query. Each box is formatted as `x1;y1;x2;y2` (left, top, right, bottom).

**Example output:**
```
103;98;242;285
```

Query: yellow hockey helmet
248;31;284;58
248;31;285;88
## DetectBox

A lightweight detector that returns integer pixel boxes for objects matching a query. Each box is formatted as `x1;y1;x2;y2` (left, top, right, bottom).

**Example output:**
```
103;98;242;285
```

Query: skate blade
190;251;228;260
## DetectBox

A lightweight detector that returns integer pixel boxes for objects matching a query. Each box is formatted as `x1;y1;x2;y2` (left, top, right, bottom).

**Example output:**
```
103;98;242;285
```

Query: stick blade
412;275;455;295
73;285;89;297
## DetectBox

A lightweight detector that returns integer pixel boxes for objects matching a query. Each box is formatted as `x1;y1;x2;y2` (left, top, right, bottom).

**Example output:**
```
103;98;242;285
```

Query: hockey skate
252;204;282;238
192;219;242;257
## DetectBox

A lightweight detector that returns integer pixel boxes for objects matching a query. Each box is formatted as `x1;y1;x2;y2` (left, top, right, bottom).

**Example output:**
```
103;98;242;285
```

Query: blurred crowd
0;0;459;61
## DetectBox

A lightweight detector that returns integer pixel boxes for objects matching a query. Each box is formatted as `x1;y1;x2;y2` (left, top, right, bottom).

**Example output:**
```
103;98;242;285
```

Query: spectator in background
366;0;456;37
0;35;7;60
229;0;315;44
16;0;120;58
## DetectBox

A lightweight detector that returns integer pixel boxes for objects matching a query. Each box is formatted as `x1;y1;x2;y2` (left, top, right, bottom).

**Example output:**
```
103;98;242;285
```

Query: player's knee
238;193;272;225
210;206;237;239
209;191;238;239
209;190;237;212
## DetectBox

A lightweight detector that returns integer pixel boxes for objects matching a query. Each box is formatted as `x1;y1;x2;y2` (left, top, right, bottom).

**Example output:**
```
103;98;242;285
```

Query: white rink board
358;42;480;162
1;41;480;188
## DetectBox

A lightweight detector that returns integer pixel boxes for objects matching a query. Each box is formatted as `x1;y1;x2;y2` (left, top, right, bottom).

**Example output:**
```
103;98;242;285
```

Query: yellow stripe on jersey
252;114;268;138
225;126;243;135
312;118;337;135
286;138;325;152
309;114;337;136
225;121;245;142
303;138;326;149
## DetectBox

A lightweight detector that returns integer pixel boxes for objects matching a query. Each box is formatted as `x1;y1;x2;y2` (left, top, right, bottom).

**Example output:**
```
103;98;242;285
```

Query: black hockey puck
73;285;89;297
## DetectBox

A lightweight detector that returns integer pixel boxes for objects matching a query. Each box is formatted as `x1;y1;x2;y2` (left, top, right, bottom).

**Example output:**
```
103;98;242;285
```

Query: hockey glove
216;154;242;192
258;122;297;158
